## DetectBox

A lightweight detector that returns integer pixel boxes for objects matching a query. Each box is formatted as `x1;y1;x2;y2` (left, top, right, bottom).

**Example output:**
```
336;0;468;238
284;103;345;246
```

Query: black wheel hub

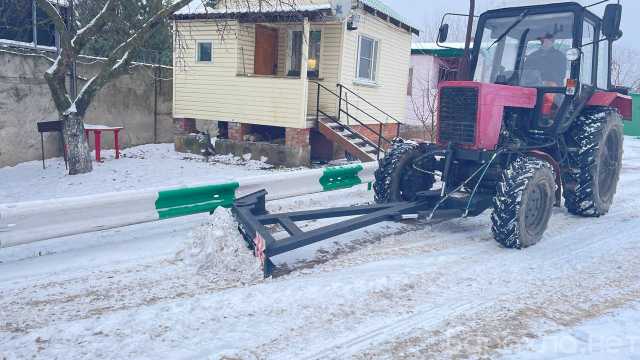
598;130;621;202
523;182;550;237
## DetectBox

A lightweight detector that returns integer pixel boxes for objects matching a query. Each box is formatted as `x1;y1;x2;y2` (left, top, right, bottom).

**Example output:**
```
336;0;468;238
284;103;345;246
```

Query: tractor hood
437;81;537;150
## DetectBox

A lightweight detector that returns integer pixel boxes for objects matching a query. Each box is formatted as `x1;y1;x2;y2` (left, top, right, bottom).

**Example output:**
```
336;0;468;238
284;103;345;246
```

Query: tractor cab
438;2;625;139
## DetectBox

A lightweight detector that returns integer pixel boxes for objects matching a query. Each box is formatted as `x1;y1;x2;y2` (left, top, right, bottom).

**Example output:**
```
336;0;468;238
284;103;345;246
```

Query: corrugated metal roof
358;0;419;35
174;1;331;16
359;0;412;27
412;42;471;57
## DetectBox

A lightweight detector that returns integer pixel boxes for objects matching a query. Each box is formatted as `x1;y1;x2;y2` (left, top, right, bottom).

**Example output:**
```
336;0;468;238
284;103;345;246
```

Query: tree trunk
63;113;93;175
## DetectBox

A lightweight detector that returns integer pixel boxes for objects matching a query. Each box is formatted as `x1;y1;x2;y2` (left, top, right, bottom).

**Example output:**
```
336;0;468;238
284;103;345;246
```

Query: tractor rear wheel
374;139;435;203
491;156;556;249
563;107;624;217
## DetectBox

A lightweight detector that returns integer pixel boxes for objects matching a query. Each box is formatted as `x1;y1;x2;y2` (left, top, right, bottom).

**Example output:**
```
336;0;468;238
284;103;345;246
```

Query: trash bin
624;93;640;136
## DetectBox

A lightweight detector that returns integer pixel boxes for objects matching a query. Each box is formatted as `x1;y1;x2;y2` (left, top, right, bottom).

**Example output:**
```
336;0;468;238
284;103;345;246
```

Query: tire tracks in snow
281;167;640;359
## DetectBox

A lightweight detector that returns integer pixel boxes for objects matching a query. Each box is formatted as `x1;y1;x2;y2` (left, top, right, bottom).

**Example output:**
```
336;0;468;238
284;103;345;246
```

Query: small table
84;124;124;162
37;120;67;169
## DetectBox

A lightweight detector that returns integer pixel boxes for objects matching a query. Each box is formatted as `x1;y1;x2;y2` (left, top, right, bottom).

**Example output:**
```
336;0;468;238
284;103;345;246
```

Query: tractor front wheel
491;156;556;249
374;139;435;203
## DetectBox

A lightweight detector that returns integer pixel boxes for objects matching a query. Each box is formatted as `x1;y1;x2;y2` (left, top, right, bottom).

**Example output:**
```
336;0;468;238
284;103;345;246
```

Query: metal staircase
313;83;402;162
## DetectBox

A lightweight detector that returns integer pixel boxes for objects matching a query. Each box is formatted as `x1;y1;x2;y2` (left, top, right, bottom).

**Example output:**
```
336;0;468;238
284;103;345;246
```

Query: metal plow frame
231;190;493;277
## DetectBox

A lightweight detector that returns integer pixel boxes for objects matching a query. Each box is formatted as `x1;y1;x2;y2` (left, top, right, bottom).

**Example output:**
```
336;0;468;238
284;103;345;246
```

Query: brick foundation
173;118;197;135
228;122;251;141
285;127;310;148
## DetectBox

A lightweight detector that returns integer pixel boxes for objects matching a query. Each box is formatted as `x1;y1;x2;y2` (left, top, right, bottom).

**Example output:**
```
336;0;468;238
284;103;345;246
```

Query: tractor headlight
566;48;581;61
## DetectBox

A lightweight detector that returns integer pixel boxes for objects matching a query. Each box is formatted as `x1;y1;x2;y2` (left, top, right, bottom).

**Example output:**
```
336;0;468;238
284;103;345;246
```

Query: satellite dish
332;0;353;20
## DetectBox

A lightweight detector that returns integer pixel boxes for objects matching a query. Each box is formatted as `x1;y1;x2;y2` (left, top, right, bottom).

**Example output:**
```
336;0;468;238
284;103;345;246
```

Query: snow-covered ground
2;140;640;359
501;303;640;359
0;144;276;203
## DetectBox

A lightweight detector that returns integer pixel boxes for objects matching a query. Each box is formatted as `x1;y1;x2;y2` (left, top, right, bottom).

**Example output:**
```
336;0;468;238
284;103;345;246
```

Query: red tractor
233;1;632;276
374;1;631;248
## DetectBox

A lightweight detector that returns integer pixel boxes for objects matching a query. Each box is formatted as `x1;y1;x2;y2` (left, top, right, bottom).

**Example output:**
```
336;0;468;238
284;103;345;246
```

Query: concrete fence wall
0;45;174;167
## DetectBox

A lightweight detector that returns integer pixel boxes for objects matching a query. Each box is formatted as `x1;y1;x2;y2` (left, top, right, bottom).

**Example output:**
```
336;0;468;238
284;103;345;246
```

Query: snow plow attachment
231;189;493;277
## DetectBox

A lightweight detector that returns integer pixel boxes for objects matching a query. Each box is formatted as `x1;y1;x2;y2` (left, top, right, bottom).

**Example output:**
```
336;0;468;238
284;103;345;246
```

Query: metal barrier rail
0;162;377;248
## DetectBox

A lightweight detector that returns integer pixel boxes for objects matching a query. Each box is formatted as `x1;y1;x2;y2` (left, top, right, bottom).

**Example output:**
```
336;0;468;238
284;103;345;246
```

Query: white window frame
196;40;214;63
355;34;379;84
286;29;301;74
286;29;323;77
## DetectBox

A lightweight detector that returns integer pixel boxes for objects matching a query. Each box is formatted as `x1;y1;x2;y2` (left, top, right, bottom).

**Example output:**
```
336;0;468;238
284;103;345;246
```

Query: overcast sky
383;0;639;50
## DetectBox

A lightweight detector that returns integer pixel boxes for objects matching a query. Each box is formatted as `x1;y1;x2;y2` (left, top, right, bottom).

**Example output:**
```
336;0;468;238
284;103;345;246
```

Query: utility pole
32;0;38;49
460;0;475;80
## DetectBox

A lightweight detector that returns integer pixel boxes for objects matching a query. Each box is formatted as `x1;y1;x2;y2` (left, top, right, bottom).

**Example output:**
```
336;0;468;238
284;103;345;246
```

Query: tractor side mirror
602;4;622;40
438;23;449;43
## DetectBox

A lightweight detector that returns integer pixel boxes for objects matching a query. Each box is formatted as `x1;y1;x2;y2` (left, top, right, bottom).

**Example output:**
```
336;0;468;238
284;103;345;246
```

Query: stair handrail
314;82;392;150
337;83;402;137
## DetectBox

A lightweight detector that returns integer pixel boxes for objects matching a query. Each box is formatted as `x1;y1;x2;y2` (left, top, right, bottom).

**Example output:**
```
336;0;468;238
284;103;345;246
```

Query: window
197;41;213;62
474;12;575;87
0;1;57;47
597;39;609;89
357;35;379;82
288;30;321;78
581;20;596;85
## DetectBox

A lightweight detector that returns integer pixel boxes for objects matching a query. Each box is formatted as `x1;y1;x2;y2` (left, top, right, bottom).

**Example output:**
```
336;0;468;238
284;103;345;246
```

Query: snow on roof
359;0;414;28
174;1;332;16
412;42;468;51
411;42;468;57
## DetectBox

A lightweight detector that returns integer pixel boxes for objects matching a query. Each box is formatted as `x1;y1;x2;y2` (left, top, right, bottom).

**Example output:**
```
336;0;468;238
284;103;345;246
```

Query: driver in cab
523;32;567;86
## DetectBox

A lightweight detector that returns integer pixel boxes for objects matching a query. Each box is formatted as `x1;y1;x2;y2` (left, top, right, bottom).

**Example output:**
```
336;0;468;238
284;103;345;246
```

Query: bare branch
74;0;195;115
72;0;116;51
34;0;67;37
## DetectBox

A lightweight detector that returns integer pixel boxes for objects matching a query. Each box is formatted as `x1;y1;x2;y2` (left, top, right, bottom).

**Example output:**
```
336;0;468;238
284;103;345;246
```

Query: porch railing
313;82;402;160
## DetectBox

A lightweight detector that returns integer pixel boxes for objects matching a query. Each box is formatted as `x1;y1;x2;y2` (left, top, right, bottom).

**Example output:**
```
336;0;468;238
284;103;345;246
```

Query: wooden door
254;25;278;75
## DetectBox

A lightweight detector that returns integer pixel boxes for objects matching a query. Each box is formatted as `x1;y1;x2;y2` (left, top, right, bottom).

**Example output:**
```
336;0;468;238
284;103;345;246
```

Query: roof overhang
359;0;419;35
171;3;333;22
411;43;466;57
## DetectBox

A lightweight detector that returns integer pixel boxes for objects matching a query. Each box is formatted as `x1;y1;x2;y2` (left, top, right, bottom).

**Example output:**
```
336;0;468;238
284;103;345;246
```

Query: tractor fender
528;150;562;207
587;91;633;120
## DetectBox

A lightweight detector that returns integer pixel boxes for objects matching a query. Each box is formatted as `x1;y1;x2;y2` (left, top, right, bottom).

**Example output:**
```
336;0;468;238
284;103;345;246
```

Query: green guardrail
320;164;365;191
155;182;240;219
625;93;640;137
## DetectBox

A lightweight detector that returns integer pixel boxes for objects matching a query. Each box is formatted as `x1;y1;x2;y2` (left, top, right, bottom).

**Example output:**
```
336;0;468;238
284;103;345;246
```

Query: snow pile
176;209;263;285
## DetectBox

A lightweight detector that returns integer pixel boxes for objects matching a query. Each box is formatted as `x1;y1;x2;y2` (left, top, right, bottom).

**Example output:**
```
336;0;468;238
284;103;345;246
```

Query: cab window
597;39;609;89
581;20;596;85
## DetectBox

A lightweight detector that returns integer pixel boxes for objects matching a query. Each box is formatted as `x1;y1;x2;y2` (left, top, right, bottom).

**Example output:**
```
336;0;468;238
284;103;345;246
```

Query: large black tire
491;156;556;249
373;139;436;203
563;107;624;217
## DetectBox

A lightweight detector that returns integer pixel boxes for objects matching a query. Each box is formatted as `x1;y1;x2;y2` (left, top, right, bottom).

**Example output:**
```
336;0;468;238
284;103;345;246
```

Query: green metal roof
411;43;465;58
411;48;465;57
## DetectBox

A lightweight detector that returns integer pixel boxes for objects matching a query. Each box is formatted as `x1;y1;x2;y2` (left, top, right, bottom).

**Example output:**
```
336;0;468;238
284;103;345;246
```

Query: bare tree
611;46;640;92
37;0;304;174
35;0;200;174
409;68;439;141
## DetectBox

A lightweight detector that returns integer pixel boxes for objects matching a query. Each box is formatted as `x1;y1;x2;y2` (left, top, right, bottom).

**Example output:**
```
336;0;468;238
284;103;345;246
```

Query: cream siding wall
173;20;307;128
237;23;255;74
339;10;412;125
307;23;343;117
